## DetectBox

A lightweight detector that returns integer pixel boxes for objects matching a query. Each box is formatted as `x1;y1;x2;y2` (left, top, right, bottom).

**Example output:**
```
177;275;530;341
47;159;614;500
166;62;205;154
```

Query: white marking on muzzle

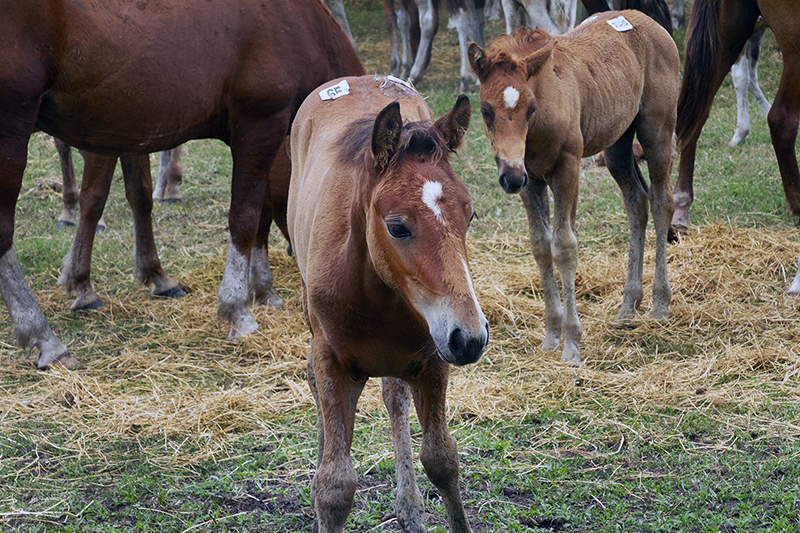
504;86;520;110
421;180;445;223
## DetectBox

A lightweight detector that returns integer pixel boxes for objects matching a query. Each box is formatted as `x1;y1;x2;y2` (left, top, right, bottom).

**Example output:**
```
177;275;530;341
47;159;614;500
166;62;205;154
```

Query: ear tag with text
607;15;633;32
320;79;350;101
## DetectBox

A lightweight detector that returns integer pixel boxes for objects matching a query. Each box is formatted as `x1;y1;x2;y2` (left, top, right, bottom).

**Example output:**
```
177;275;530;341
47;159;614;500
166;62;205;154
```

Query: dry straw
1;222;798;464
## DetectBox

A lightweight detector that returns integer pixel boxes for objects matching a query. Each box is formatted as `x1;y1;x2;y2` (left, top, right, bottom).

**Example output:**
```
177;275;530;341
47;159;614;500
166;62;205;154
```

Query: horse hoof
668;224;687;244
75;299;105;311
159;198;182;205
37;350;80;370
154;285;186;299
96;224;106;233
55;220;75;230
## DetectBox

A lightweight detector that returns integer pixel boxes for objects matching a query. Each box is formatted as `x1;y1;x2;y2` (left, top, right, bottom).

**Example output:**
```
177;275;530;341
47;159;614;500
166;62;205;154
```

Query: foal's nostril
498;173;509;190
448;327;465;355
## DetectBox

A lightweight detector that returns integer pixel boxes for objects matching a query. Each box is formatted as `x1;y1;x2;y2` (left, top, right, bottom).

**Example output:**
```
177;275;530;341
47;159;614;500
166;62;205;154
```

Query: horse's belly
36;88;220;154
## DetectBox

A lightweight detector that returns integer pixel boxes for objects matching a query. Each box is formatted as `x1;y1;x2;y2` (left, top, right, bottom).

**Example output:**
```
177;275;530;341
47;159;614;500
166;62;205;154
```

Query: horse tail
618;0;672;34
675;0;720;149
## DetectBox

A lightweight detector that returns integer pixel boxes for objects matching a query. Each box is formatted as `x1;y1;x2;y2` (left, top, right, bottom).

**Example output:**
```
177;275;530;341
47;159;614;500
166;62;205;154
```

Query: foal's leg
152;147;183;203
58;153;117;310
382;377;424;533
768;47;800;218
309;342;365;533
411;365;472;533
603;128;649;322
549;163;582;364
519;178;563;353
120;154;185;299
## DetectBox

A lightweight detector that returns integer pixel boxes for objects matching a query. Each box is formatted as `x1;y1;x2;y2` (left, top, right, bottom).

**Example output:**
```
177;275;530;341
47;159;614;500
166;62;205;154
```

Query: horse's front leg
411;364;472;533
58;152;117;311
309;341;365;533
120;154;185;299
549;162;582;365
519;178;563;353
221;114;289;338
382;377;424;533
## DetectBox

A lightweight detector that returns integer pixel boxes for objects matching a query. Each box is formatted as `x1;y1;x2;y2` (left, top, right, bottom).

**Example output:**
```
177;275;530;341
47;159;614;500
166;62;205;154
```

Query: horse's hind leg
54;138;79;229
120;154;185;299
58;153;118;311
382;377;425;533
730;25;770;147
603;127;649;322
152;147;183;203
766;46;800;219
519;178;564;354
411;367;472;533
408;0;439;85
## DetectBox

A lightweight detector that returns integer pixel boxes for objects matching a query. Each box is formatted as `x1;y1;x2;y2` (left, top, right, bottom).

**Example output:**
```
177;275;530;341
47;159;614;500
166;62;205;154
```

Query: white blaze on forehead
503;86;520;109
421;180;445;222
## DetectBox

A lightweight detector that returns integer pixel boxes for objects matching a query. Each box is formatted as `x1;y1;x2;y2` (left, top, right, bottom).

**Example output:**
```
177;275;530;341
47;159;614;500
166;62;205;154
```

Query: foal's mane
340;116;448;168
486;27;552;71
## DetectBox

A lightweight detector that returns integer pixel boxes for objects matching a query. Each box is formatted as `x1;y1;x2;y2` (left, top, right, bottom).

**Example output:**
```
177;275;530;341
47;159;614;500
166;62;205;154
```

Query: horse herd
2;1;799;531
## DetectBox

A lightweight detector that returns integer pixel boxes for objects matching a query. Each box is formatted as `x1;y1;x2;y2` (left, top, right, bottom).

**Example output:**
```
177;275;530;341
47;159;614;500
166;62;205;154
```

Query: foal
288;75;488;532
469;11;679;364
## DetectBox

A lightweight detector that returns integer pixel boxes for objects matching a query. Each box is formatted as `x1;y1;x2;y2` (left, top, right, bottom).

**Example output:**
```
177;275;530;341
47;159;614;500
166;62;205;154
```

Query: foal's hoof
154;285;186;299
72;299;105;311
55;220;75;230
560;344;581;366
37;350;80;370
158;197;182;205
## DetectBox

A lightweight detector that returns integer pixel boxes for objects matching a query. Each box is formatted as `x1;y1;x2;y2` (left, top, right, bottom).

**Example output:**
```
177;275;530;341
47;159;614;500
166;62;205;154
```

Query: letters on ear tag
607;15;633;32
320;80;350;101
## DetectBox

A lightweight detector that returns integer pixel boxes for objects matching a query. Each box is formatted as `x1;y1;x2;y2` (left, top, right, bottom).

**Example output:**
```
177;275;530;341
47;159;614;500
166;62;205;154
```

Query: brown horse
0;0;364;368
672;0;800;296
469;11;679;364
288;75;488;532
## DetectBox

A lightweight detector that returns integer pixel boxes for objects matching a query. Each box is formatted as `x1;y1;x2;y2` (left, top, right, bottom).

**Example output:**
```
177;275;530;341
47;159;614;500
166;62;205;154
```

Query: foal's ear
434;94;471;153
372;101;403;169
524;41;555;79
468;42;488;81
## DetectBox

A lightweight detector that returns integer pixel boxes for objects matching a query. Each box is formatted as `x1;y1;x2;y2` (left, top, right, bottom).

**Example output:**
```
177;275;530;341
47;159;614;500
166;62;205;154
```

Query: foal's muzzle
497;160;528;194
446;320;490;366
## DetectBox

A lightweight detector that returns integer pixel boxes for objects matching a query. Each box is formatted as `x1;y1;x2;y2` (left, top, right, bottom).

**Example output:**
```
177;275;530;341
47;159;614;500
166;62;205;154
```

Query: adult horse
469;11;679;364
288;75;487;532
0;0;364;368
672;0;800;296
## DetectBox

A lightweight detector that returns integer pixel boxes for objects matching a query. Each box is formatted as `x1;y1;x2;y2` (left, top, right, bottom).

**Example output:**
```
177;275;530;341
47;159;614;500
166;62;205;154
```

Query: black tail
618;0;672;34
675;0;721;149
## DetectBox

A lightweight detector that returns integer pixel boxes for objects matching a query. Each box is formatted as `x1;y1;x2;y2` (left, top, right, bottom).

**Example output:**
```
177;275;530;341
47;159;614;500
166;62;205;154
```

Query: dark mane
485;27;552;71
339;115;447;168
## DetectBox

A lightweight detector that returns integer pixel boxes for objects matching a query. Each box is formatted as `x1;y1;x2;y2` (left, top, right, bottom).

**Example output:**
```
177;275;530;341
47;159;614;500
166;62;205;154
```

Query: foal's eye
386;221;412;239
526;100;536;120
480;102;494;128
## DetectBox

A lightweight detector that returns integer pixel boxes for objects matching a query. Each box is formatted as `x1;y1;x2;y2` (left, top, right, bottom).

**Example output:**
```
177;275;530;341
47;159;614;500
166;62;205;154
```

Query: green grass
2;1;800;532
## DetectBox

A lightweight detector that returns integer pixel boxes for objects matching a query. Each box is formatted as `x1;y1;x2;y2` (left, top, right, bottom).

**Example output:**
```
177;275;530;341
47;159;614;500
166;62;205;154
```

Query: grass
2;1;800;532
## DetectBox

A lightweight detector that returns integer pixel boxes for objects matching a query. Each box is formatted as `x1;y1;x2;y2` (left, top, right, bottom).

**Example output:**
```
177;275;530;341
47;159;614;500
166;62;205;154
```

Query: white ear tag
607;16;633;32
320;80;350;101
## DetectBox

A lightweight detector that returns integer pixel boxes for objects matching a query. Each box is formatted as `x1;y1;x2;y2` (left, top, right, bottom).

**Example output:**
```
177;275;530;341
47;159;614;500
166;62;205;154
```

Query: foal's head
353;95;488;366
468;28;555;194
